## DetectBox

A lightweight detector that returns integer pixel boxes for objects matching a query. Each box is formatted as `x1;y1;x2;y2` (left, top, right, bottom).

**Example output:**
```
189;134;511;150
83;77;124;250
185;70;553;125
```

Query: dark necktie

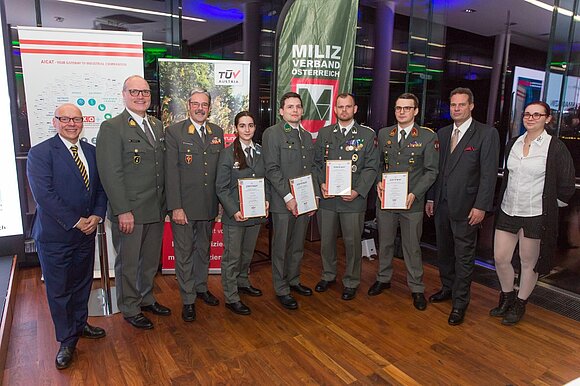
245;147;253;167
70;145;89;190
143;118;155;146
200;126;206;143
341;127;346;137
399;130;406;148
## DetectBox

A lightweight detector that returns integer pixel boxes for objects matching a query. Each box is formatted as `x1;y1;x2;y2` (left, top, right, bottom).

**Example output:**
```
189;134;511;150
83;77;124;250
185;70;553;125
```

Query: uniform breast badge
133;149;141;164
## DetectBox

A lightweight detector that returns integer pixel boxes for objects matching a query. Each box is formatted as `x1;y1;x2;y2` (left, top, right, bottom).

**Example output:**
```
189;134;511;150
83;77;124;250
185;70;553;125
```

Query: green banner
275;0;359;138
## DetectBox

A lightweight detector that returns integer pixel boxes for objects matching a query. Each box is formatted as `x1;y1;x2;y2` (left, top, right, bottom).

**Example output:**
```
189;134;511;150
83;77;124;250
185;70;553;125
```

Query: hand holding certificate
289;174;317;215
238;178;267;218
325;160;352;196
381;172;409;210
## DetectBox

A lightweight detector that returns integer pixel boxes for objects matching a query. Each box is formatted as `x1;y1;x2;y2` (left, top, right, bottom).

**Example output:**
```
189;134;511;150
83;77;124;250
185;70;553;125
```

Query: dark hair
336;92;356;103
450;87;474;104
524;101;551;116
397;93;419;108
233;111;256;170
280;92;302;109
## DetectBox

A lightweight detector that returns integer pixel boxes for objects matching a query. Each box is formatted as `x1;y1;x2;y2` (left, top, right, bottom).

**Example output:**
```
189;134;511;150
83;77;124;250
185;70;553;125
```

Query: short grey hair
189;87;211;105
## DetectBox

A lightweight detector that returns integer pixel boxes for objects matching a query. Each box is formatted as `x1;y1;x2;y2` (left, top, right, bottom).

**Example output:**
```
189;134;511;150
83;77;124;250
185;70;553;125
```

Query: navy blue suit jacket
27;134;108;244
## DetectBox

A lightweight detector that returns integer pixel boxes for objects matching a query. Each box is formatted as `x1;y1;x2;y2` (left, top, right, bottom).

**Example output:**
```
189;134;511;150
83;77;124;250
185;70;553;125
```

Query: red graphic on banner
290;77;338;136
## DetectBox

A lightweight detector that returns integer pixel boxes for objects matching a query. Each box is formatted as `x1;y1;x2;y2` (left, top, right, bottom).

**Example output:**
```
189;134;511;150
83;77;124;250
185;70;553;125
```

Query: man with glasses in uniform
165;88;224;322
97;75;170;330
368;93;439;311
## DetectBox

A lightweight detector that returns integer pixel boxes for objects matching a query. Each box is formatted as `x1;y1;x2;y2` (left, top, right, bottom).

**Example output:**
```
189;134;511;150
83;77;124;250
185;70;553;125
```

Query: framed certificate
289;174;318;215
381;172;408;210
238;178;267;218
326;160;352;196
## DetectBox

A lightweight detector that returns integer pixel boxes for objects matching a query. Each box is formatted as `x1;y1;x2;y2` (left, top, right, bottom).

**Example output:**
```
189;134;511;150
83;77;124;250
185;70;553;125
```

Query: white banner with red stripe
18;27;143;146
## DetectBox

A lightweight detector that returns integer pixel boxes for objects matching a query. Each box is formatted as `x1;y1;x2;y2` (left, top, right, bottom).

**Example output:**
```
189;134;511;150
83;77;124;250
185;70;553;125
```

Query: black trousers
434;200;479;309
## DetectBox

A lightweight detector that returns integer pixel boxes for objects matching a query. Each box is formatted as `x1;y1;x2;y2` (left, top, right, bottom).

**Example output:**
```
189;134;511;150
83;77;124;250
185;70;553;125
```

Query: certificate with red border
289;174;317;215
238;178;266;218
381;172;408;210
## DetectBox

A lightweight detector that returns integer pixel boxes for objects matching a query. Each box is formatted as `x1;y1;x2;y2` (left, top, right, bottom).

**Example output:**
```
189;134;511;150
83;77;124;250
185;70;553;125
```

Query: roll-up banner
274;0;359;139
158;58;251;274
19;27;144;276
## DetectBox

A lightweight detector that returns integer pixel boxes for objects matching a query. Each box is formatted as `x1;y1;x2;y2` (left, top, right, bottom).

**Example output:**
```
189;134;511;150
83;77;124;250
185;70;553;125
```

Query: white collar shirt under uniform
398;123;414;142
501;130;551;217
339;120;355;136
127;109;156;141
59;135;89;179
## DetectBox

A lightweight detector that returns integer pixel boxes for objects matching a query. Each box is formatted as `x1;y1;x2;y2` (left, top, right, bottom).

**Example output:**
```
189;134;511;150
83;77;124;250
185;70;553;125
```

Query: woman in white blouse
491;101;575;325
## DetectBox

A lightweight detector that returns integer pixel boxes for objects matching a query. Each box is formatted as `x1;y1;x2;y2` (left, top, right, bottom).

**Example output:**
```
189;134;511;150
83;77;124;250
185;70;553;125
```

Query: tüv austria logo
214;63;244;86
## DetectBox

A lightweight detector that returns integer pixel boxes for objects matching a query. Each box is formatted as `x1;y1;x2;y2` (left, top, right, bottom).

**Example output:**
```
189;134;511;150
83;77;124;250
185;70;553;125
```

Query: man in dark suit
262;92;318;310
369;93;438;311
27;103;107;370
97;75;171;330
165;88;224;322
313;93;379;300
425;87;499;325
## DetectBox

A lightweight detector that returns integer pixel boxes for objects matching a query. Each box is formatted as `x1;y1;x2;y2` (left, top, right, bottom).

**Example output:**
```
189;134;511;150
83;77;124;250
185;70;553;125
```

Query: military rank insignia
185;154;192;164
410;127;419;137
207;126;213;135
129;118;137;127
188;124;195;134
284;123;292;133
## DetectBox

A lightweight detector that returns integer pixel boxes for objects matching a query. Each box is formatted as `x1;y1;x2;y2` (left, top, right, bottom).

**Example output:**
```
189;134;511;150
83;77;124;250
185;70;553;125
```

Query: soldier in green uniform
262;92;318;310
97;75;170;330
368;93;439;311
165;88;224;322
313;93;379;300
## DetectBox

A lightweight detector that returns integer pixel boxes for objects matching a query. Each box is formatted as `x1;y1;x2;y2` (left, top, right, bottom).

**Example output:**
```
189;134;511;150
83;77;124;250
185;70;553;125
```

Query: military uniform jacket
262;121;319;213
215;144;270;227
96;109;166;224
165;120;224;221
377;123;439;213
314;122;379;212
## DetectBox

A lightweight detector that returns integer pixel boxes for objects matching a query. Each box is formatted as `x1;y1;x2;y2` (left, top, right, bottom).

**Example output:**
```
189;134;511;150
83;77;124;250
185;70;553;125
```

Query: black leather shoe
290;283;313;296
182;304;196;322
238;286;263;297
367;281;391;296
141;302;172;316
81;324;106;339
315;279;336;293
412;293;427;311
277;295;298;310
226;301;251;315
55;346;75;370
124;313;154;329
341;287;357;301
429;289;452;303
448;308;466;325
197;291;220;306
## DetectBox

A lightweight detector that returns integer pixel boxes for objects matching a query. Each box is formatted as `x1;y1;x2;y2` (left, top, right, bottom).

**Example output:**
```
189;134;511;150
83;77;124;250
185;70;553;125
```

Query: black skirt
495;210;543;239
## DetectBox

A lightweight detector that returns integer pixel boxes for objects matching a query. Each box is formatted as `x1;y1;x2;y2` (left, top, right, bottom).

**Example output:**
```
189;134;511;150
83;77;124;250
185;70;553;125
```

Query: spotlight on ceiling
463;9;477;13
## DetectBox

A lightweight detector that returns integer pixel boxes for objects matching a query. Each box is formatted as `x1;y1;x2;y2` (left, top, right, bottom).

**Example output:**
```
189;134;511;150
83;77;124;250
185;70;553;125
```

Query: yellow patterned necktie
70;145;89;190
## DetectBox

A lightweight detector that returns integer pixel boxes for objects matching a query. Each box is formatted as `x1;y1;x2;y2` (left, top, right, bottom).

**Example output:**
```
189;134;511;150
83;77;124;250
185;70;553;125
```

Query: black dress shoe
182;304;196;322
341;287;357;301
290;283;313;296
315;279;336;293
412;293;427;311
277;294;298;310
448;308;466;325
429;289;452;303
238;286;263;297
81;324;106;339
124;313;154;329
197;291;220;306
55;346;75;370
226;301;251;315
141;302;172;316
367;281;391;296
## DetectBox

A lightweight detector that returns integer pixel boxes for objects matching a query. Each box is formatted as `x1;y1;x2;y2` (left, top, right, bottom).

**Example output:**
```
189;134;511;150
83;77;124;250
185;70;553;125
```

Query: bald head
53;103;84;143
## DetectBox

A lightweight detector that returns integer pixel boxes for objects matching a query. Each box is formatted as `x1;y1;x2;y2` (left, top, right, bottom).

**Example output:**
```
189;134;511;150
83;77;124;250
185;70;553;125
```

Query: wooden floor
3;229;580;385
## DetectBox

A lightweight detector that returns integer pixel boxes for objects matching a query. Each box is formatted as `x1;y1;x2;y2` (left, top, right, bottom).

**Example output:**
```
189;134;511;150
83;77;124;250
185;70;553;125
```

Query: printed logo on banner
214;62;244;85
291;78;338;136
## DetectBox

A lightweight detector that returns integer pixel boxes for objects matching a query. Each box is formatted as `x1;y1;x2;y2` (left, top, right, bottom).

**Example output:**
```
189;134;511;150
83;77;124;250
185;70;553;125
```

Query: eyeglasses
190;101;210;109
55;116;83;123
395;106;415;112
127;89;151;97
522;112;548;120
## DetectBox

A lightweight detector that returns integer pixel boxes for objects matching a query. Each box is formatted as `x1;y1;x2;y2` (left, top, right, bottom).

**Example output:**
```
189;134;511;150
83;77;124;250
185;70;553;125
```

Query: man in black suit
425;87;499;325
27;103;108;369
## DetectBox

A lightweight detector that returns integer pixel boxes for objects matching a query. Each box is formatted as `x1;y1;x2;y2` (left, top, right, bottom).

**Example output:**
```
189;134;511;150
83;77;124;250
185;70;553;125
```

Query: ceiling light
463;9;476;13
56;0;206;23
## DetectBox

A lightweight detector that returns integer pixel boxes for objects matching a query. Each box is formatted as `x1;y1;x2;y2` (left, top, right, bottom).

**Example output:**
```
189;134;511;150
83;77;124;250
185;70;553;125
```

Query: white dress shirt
398;123;414;143
501;130;551;217
127;109;156;140
59;135;89;179
452;117;472;144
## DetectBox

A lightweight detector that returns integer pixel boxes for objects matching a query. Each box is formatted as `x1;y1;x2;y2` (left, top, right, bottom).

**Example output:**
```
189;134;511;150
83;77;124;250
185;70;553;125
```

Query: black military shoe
141;302;172;316
290;283;313;296
55;346;75;370
226;301;251;315
277;294;298;310
367;281;391;296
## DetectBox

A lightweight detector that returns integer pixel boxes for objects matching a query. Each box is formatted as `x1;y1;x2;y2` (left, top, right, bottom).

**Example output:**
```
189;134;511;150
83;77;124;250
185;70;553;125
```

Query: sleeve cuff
283;193;294;203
